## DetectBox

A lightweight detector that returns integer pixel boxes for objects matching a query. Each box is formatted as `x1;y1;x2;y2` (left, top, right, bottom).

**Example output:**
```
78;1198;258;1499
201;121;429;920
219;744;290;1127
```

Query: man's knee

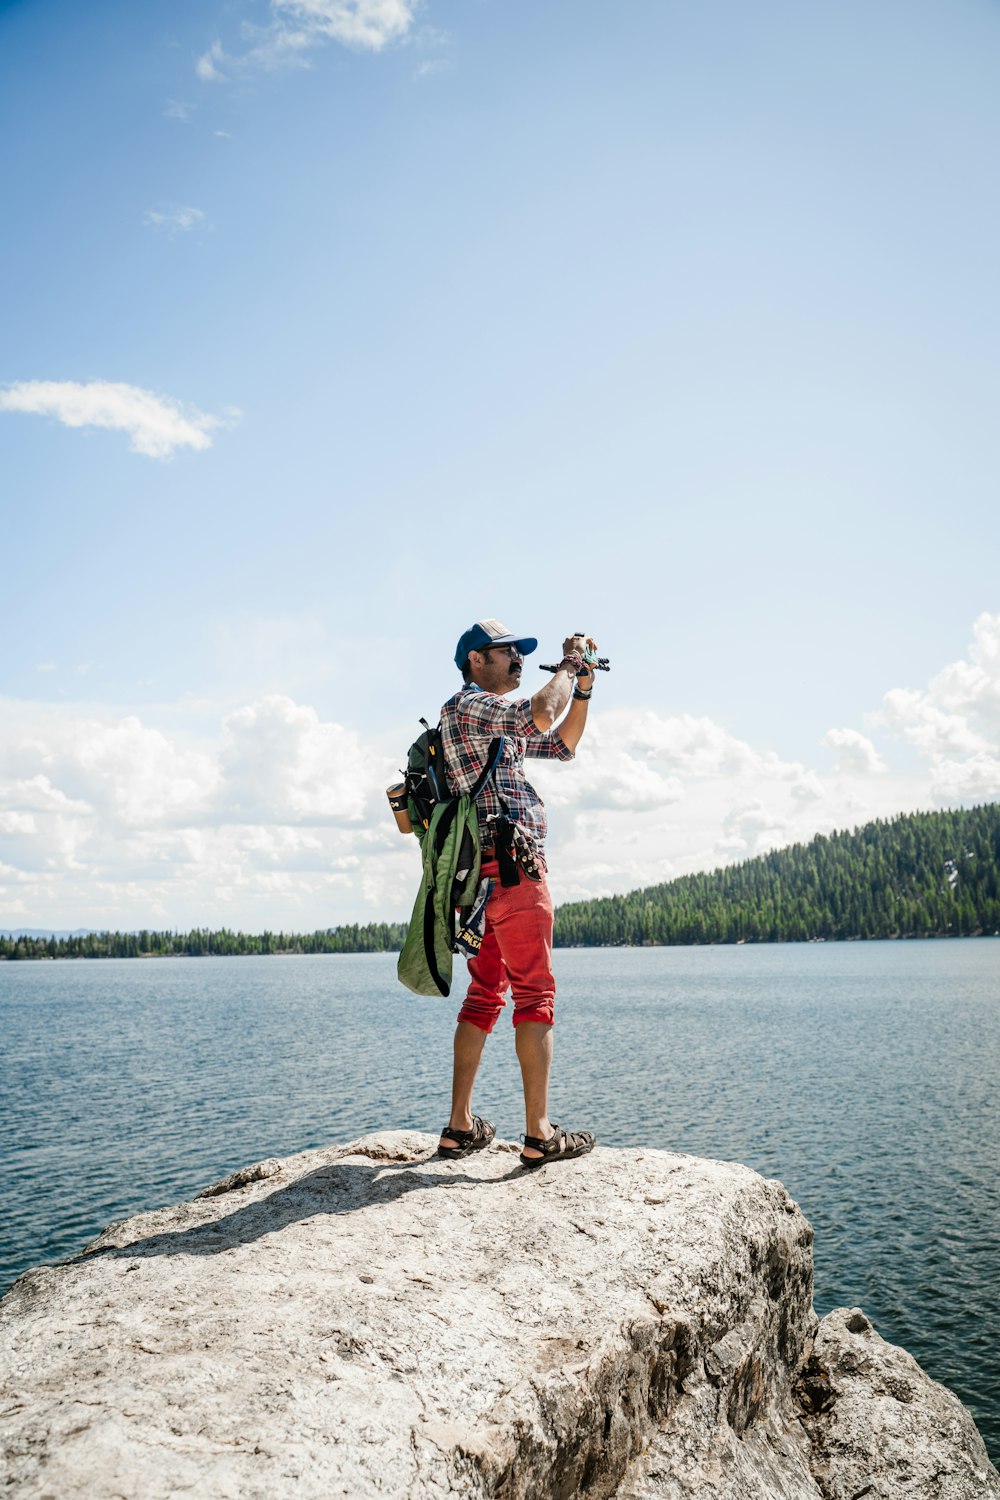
457;996;503;1034
512;998;555;1027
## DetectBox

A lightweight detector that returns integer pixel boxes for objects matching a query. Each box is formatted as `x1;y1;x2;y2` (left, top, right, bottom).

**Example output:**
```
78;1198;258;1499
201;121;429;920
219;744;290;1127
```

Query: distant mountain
0;929;99;940
553;804;1000;946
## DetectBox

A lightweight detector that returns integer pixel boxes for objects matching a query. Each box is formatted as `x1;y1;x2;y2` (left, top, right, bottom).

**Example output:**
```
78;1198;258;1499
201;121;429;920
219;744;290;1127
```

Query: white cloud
878;612;1000;803
164;99;193;121
216;695;368;824
196;40;227;81
277;0;416;50
532;717;686;817
12;776;91;816
881;688;985;759
927;751;1000;804
196;0;417;80
0;380;234;459
722;800;788;850
623;710;801;780
197;32;309;80
35;662;56;673
73;717;219;825
414;58;452;80
0;811;36;836
823;727;887;776
789;769;825;802
143;205;207;237
0;695;405;930
926;612;1000;737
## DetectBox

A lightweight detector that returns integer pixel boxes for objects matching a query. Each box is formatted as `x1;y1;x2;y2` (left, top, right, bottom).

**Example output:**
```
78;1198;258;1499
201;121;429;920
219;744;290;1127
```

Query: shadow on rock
82;1152;518;1262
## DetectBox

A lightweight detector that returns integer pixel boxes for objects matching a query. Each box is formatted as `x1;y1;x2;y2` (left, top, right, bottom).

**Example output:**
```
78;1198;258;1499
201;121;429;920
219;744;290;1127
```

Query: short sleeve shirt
439;683;574;849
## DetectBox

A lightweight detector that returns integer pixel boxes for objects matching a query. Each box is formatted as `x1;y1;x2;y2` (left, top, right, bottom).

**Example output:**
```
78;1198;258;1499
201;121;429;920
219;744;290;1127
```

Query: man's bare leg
515;1021;553;1159
439;1020;489;1149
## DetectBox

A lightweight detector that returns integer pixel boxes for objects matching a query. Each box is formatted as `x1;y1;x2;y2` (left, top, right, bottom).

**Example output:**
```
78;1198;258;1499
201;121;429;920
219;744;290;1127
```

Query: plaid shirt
439;683;574;853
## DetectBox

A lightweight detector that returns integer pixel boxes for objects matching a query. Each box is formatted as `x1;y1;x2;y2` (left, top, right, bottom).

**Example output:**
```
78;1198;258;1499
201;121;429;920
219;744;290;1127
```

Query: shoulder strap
468;736;504;803
422;718;446;803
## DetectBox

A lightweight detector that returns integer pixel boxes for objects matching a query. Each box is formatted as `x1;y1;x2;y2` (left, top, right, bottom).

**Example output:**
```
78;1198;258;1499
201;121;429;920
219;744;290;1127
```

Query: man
436;618;598;1170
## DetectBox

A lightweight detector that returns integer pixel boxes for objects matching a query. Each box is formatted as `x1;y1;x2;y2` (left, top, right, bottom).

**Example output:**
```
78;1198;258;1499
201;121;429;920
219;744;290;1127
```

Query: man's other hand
562;635;597;674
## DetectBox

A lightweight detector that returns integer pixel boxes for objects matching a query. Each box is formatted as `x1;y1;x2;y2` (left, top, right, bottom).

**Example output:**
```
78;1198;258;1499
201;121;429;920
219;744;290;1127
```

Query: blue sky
2;0;999;930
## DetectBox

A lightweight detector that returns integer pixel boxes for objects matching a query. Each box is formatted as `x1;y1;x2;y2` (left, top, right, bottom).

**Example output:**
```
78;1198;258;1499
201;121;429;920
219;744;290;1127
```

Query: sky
2;0;999;932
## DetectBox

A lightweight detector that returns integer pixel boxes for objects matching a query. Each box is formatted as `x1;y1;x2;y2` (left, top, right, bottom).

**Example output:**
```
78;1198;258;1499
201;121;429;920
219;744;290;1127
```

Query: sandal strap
558;1128;595;1153
522;1126;566;1156
522;1125;595;1158
441;1116;494;1146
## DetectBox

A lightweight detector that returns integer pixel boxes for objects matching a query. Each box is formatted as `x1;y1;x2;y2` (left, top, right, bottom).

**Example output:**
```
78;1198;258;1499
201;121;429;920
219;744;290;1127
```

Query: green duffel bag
397;793;483;997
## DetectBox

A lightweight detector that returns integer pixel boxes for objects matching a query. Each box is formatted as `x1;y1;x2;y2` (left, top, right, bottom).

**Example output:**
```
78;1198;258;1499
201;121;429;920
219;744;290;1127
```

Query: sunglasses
483;644;523;660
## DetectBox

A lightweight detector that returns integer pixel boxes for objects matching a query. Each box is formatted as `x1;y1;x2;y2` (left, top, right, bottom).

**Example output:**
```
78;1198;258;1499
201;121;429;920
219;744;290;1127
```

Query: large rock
0;1133;994;1499
793;1307;998;1500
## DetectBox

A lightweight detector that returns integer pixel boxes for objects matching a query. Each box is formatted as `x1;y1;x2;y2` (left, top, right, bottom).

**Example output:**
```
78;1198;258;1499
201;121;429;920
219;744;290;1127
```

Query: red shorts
457;858;555;1033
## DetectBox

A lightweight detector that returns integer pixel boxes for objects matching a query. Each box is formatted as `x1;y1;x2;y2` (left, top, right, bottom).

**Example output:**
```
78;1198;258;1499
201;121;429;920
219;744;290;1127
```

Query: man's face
472;644;524;694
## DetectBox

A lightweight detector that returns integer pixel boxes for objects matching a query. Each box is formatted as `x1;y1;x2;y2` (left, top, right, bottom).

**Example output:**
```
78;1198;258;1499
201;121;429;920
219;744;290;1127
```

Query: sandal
519;1124;596;1170
436;1116;496;1159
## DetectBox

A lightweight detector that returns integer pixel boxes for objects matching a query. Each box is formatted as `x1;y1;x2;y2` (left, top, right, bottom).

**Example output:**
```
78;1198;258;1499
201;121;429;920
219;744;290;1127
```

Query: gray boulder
0;1132;994;1499
792;1306;998;1500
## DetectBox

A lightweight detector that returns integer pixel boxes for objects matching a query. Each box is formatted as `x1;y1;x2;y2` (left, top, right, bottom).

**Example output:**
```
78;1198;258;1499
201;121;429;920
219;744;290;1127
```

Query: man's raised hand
563;634;596;657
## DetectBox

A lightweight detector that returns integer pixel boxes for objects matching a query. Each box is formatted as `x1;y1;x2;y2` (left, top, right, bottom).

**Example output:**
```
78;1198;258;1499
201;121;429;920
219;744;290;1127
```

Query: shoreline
3;929;999;961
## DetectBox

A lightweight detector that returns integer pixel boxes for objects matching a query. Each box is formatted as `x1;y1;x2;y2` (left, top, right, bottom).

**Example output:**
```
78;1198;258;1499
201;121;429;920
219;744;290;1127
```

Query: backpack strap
493;817;521;888
468;736;504;803
466;737;519;886
421;718;447;804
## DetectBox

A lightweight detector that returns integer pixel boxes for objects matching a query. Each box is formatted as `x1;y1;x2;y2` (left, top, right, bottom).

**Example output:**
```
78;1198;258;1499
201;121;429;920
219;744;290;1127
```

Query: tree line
0;923;407;961
1;805;997;960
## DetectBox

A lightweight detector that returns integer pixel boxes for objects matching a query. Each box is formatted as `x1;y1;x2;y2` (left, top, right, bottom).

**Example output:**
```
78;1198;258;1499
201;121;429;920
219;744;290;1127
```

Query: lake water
1;942;998;1461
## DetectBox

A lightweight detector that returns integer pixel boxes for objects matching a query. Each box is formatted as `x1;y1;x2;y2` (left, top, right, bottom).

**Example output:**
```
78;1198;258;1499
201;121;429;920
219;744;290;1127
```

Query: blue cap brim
455;627;538;668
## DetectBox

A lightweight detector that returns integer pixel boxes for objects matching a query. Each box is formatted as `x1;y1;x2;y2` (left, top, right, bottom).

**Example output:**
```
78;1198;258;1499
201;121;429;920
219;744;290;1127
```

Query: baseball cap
454;618;538;669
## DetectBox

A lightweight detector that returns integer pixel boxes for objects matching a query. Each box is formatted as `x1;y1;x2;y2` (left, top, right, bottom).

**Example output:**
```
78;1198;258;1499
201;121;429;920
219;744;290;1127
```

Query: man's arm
529;636;590;731
553;665;593;752
530;668;575;731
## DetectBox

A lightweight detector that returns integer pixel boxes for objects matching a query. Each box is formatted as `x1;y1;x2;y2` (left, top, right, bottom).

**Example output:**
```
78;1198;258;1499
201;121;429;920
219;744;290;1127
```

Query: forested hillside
2;806;998;959
553;804;1000;946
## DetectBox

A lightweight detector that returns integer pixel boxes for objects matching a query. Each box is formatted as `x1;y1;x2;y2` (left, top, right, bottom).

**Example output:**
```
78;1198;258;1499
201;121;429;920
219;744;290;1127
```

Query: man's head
455;618;537;695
